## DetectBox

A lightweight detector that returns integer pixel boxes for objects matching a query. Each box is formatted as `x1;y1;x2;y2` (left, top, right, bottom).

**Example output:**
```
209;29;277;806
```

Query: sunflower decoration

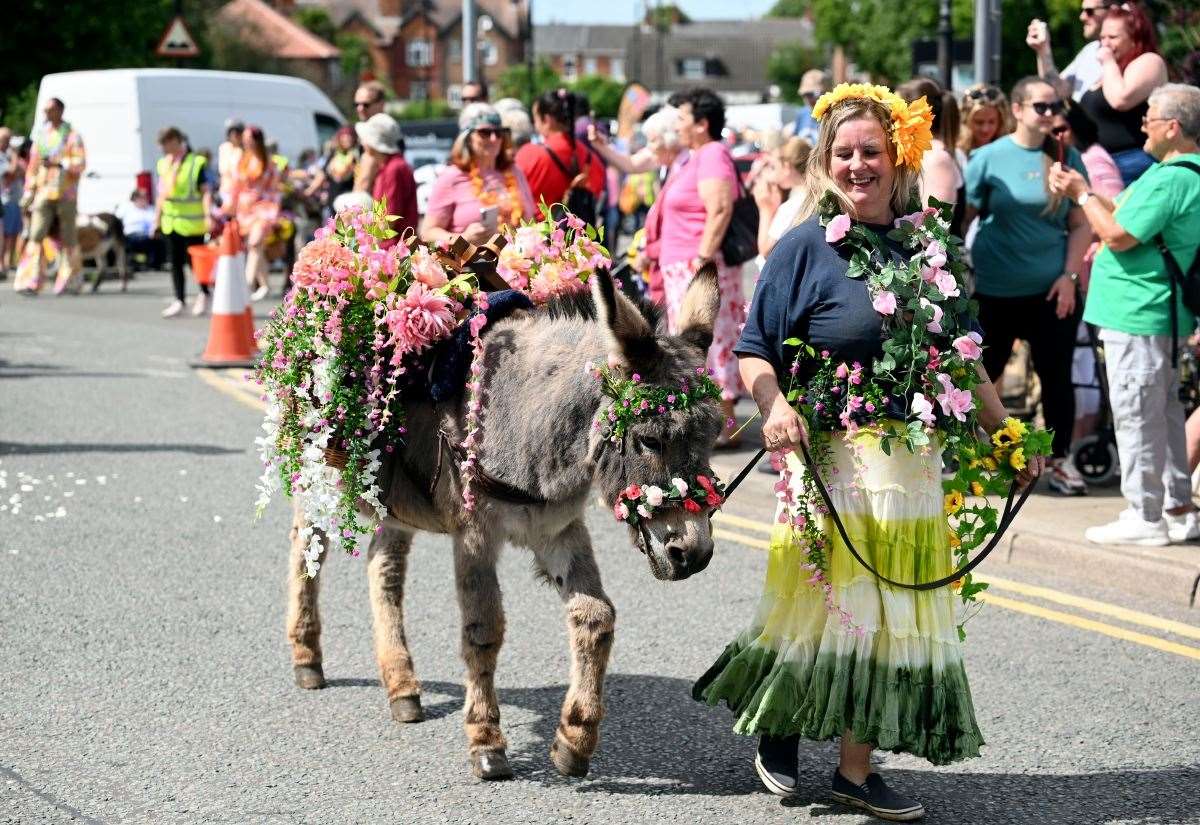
812;82;935;171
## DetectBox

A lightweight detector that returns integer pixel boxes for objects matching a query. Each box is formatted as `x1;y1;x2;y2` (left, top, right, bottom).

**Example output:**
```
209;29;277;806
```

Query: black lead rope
719;442;1035;591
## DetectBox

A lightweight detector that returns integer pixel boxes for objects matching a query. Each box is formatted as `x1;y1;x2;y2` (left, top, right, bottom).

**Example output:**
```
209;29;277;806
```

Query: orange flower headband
812;83;934;171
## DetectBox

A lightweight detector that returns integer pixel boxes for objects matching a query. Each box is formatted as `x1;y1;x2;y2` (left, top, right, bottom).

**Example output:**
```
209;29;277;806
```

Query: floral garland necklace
777;193;1051;640
470;165;523;227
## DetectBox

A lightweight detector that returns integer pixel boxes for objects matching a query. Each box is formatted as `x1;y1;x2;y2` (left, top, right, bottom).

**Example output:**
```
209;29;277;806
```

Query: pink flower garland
460;293;490;511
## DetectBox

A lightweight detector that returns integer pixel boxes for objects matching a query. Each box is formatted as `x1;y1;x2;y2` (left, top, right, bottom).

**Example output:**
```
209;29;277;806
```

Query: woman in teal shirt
965;76;1093;495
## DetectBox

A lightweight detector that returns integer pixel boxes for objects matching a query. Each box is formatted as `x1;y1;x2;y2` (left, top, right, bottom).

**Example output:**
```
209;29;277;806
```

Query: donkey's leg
367;524;424;723
535;519;616;778
453;527;511;780
286;502;326;689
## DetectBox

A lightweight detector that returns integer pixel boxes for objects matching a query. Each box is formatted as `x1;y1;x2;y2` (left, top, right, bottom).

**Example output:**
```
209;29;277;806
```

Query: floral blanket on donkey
253;200;609;575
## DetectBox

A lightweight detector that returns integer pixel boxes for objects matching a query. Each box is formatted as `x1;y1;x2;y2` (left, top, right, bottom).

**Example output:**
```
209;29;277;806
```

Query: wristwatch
1063;271;1079;283
1076;190;1093;207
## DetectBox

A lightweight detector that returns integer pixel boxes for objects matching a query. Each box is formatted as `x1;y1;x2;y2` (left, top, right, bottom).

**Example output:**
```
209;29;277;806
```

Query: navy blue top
736;215;905;383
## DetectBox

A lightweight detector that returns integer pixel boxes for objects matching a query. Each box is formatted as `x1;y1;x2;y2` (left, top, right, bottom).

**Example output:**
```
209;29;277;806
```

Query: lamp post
463;0;476;86
937;0;953;89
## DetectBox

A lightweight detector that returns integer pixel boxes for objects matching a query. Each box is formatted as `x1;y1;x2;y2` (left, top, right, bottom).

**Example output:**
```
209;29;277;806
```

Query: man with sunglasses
1027;1;1120;101
460;80;488;106
1049;84;1200;545
352;81;389;194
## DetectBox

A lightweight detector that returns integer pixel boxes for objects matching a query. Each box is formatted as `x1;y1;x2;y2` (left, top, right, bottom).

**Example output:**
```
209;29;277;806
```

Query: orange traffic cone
191;222;257;368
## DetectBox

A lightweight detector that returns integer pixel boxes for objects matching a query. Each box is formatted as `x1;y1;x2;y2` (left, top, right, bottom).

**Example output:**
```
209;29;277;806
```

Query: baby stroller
1070;323;1119;485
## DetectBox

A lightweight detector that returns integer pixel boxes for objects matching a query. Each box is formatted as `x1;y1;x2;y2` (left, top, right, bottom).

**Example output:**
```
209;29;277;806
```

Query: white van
34;69;345;215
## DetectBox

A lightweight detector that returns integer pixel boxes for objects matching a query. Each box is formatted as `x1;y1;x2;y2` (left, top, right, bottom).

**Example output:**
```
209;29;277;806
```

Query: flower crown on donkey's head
812;82;935;172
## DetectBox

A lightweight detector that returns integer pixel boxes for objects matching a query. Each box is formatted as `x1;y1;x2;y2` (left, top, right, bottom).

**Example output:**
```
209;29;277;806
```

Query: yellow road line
196;369;266;412
712;523;1200;662
714;511;776;535
981;574;1200;642
980;593;1200;662
713;527;770;550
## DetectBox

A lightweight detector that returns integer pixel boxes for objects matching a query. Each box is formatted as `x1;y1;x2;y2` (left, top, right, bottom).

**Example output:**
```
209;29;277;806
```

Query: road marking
714;511;775;535
196;369;265;412
982;574;1200;642
980;593;1200;662
713;527;770;550
712;522;1200;662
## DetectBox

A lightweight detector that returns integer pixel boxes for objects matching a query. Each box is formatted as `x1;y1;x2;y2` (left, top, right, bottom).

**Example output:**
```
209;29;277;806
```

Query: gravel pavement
2;277;1198;824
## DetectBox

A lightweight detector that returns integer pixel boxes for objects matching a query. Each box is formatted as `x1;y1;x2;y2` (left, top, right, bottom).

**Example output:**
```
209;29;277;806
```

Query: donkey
286;267;725;781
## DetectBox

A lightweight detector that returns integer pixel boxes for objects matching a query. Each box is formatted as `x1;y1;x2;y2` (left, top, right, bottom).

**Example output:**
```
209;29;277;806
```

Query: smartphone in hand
479;205;499;233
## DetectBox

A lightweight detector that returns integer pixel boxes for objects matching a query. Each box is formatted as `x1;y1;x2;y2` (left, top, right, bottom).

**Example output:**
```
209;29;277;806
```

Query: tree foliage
494;58;561;108
767;42;827;102
570;75;625;119
293;7;337;43
768;0;811;16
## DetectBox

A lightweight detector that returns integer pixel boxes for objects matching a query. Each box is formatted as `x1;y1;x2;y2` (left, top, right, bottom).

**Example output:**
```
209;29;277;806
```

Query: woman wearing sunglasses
1078;4;1168;185
964;76;1094;496
421;103;535;247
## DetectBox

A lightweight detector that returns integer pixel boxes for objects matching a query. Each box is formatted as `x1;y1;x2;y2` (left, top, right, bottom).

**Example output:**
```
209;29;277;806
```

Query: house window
610;57;625;81
407;38;432;68
447;85;463;107
680;57;706;80
448;38;462;62
410;80;429;101
562;56;577;82
480;38;499;66
583;57;598;76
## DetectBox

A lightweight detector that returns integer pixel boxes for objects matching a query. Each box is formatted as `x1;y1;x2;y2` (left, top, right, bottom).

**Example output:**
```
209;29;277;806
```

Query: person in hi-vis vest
153;127;215;318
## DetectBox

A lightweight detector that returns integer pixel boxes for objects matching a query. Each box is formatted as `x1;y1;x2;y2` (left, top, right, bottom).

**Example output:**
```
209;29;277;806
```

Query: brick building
289;0;531;104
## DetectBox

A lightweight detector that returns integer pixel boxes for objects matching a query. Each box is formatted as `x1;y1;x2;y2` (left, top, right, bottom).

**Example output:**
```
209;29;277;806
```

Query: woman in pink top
658;88;744;445
421;104;535;246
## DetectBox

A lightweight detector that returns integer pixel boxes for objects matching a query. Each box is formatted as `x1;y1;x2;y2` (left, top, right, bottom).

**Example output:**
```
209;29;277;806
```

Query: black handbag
720;172;759;267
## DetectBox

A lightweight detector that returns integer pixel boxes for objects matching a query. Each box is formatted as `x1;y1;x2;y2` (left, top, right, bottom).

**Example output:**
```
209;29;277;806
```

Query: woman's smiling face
830;116;896;219
970;107;1002;146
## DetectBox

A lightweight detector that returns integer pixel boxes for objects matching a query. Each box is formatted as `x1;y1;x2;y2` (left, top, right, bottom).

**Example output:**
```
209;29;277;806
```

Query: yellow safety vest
157;153;207;237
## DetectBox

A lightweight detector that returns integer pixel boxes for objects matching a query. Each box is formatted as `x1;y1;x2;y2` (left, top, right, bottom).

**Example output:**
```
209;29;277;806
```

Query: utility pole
973;0;1002;85
463;0;477;86
526;0;534;106
937;0;953;89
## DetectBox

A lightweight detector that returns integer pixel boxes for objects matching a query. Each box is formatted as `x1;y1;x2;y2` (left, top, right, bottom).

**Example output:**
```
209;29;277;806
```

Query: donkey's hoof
293;664;326;690
470;749;514;781
390;695;425;723
550;739;591;778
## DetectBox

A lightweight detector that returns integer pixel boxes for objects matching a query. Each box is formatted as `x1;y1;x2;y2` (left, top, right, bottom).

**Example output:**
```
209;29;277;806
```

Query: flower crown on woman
812;82;935;171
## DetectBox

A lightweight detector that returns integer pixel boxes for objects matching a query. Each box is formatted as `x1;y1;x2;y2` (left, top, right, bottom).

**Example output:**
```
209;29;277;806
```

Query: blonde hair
778;136;811;172
956;85;1013;157
794;98;919;225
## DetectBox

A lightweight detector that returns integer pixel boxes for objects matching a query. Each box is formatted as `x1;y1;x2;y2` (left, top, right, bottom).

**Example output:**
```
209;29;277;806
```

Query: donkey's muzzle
664;539;713;580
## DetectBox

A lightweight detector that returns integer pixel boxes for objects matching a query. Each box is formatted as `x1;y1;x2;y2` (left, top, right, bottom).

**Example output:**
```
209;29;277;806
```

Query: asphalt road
3;275;1199;825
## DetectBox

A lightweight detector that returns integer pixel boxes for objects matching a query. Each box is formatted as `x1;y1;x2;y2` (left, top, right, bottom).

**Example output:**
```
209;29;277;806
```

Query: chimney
379;0;403;16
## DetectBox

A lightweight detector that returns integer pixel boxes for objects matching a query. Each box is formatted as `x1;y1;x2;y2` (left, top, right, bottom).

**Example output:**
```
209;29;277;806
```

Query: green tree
767;42;826;102
293;7;337;43
767;0;810;16
334;32;371;83
494;58;561;108
570;75;625;119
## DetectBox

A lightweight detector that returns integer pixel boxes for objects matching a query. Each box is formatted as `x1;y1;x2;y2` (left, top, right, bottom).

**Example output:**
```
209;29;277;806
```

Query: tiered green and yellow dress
693;217;984;766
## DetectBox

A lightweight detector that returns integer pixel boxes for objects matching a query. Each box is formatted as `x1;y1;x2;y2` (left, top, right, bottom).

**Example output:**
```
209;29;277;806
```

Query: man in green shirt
1051;83;1200;546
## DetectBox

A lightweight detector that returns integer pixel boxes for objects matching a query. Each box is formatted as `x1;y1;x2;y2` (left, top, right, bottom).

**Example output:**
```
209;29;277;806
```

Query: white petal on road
213;515;222;523
179;496;189;502
75;479;87;485
134;496;143;503
96;476;107;485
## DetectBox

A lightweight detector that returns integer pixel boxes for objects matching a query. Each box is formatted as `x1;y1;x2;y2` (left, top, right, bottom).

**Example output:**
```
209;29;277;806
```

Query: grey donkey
286;266;726;781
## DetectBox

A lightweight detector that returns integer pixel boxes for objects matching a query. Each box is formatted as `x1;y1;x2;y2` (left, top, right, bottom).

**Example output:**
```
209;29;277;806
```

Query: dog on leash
77;212;127;292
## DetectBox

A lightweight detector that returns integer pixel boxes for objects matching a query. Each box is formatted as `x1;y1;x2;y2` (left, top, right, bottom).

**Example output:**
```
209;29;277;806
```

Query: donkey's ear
591;268;658;371
675;262;720;353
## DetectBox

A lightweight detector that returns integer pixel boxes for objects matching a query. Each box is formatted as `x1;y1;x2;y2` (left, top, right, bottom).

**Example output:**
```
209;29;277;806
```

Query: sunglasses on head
1030;100;1066;116
474;127;502;139
966;86;1002;102
462;95;483;104
1080;6;1105;17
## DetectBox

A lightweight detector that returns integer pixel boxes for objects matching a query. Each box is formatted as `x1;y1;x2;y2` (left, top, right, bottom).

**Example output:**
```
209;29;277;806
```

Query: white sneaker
161;299;184;318
1046;457;1088;496
190;293;208;316
1165;511;1200;543
1085;511;1170;547
250;284;270;302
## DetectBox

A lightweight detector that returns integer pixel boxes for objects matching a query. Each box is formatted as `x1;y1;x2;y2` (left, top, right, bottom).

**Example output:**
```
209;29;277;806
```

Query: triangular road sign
156;16;200;58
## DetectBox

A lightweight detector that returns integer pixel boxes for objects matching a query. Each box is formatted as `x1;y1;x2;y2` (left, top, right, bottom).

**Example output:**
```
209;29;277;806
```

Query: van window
315;113;342;150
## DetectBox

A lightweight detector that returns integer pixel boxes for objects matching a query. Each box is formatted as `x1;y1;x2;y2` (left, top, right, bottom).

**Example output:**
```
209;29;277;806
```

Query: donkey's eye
637;435;663;453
